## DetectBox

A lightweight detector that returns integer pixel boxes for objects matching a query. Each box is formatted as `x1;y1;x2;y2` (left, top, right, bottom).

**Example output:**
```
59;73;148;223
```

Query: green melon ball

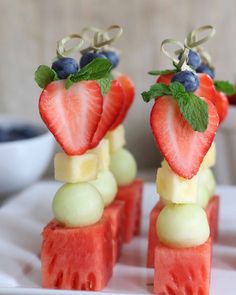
52;183;104;227
197;168;216;208
110;148;137;186
89;170;118;206
157;204;210;248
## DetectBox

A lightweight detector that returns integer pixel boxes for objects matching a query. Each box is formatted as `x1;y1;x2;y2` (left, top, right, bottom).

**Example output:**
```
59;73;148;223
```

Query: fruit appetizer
34;25;140;291
81;26;143;243
142;26;221;294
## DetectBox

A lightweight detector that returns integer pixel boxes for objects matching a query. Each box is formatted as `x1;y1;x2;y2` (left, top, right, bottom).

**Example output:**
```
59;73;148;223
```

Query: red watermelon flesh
206;195;219;241
154;238;212;295
41;218;113;291
103;200;125;264
116;179;143;243
147;201;164;268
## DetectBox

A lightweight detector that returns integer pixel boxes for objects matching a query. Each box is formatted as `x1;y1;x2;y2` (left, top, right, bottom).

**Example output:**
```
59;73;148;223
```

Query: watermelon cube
154;238;212;295
206;195;219;241
147;201;164;268
41;218;113;291
116;178;143;242
103;200;125;264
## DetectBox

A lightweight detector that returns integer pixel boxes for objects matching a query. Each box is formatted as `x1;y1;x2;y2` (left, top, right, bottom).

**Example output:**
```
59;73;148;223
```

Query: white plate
0;181;236;295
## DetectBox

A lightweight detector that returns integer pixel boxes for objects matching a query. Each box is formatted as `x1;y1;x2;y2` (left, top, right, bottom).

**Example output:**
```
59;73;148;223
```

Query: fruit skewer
35;25;140;291
142;25;221;294
80;26;144;243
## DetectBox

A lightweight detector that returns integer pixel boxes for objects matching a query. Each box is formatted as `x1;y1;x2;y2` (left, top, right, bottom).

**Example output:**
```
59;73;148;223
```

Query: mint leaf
96;73;112;95
35;65;58;88
65;75;73;89
142;83;171;102
170;82;208;132
148;69;177;76
71;58;113;83
214;80;236;96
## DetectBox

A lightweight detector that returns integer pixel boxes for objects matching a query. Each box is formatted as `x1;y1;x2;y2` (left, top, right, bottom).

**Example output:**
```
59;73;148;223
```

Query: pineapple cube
201;142;216;168
54;153;98;183
89;139;110;171
156;160;198;204
106;124;126;153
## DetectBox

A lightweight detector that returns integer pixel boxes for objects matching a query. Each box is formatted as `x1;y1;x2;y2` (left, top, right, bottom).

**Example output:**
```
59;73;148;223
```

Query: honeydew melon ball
157;204;210;248
197;168;216;208
89;170;118;206
110;148;137;186
52;183;104;227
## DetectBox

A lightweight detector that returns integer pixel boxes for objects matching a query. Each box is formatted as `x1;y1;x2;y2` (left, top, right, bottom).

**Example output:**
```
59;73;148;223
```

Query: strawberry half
150;96;219;178
156;73;174;85
110;74;135;130
215;91;229;123
195;74;217;105
39;80;103;155
157;73;218;104
90;80;125;148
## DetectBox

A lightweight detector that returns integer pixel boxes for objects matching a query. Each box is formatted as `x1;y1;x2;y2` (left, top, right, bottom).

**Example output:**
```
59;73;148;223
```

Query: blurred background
0;0;236;184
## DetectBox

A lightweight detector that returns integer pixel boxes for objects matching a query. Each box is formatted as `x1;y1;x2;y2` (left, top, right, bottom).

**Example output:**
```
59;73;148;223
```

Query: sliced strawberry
150;96;219;178
195;74;217;105
227;93;236;105
156;73;173;85
90;80;125;148
215;91;229;123
110;74;135;130
39;80;103;155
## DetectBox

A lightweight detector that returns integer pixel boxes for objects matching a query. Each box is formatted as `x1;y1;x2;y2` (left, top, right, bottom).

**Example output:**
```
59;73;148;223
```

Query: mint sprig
148;69;177;76
214;80;236;96
35;58;113;96
35;65;58;88
141;81;208;132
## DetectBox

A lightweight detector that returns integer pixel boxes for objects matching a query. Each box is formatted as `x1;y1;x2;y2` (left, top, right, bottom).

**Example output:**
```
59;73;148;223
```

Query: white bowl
0;116;55;195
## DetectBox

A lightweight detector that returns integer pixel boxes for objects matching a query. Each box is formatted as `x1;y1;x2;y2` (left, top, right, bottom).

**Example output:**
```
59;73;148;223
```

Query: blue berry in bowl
80;52;107;68
171;70;200;92
196;63;215;80
52;57;79;79
178;50;201;69
100;51;120;69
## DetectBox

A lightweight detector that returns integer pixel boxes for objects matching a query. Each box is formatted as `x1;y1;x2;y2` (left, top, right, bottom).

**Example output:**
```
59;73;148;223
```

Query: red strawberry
157;73;218;104
227;93;236;105
110;74;135;130
39;80;103;155
150;96;219;178
215;91;229;123
90;80;125;148
156;73;173;85
195;74;217;105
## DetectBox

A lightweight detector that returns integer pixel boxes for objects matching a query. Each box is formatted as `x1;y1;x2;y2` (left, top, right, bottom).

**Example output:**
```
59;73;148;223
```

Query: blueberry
80;52;107;68
178;50;201;70
196;63;215;79
100;51;119;69
171;70;200;92
52;57;79;79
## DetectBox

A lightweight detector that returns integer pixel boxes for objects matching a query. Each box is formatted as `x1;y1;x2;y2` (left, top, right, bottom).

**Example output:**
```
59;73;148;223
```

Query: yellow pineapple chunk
201;142;216;168
156;160;198;204
89;139;110;171
54;153;98;183
106;124;126;153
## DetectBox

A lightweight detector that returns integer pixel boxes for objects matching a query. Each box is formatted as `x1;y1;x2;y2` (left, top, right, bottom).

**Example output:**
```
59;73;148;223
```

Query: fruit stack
142;25;231;294
35;26;142;291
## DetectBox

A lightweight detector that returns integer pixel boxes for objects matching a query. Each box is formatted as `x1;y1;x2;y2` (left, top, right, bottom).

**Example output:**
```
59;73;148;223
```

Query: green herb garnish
214;80;236;96
35;58;113;95
35;65;58;88
148;69;177;76
142;81;208;132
